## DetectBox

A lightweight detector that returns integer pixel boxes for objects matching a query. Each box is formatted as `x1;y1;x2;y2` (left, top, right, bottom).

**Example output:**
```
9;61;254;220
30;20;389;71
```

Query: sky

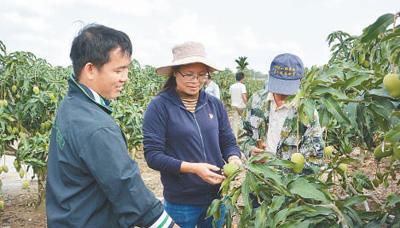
0;0;398;73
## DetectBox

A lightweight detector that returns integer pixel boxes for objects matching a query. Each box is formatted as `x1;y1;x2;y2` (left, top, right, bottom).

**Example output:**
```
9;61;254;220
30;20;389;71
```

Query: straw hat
156;41;221;76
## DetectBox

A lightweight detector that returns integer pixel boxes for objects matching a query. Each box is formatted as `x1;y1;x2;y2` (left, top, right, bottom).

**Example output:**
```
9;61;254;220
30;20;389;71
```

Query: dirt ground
0;185;46;228
0;150;398;228
332;149;400;210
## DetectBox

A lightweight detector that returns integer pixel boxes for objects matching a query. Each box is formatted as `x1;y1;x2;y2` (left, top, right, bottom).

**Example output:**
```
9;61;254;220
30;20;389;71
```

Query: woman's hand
181;162;225;185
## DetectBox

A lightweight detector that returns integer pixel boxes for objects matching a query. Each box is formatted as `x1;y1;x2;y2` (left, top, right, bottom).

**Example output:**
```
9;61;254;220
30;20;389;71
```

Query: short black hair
236;72;245;81
70;24;132;80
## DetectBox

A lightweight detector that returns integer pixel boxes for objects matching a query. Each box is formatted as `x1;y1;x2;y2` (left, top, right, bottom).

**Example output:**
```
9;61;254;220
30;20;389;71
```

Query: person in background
238;53;324;167
229;72;247;138
204;74;221;99
143;41;242;228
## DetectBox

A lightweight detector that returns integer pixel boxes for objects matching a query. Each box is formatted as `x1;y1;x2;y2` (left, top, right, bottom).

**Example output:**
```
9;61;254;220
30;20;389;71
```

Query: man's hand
228;155;243;167
256;139;266;149
251;147;265;156
251;140;267;163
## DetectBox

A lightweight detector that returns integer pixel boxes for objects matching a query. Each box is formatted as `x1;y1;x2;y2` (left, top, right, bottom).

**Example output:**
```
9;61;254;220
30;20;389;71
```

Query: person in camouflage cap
238;53;324;169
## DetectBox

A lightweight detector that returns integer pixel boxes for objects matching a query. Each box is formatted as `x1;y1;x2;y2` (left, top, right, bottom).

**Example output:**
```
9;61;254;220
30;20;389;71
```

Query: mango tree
209;12;400;227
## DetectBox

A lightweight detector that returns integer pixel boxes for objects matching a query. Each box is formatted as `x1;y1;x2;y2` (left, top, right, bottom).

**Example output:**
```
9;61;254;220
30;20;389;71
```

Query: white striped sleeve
148;210;174;228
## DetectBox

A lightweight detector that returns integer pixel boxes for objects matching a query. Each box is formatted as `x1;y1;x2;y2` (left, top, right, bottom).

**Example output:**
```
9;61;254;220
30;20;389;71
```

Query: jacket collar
68;75;113;114
160;87;208;111
266;92;294;110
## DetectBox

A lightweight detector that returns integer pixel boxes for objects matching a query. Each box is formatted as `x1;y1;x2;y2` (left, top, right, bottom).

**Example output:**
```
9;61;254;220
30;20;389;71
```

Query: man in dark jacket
46;24;175;228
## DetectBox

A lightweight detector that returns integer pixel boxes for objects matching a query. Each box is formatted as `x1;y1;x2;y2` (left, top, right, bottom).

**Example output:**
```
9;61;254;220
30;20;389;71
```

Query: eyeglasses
177;71;209;81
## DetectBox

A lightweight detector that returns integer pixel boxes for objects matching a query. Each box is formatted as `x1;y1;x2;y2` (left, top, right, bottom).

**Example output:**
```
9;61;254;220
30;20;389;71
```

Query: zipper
192;112;207;160
176;99;208;161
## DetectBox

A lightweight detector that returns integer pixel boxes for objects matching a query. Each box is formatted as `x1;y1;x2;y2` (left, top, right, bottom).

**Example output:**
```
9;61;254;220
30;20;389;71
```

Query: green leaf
341;195;368;207
368;87;394;99
272;208;289;227
361;13;395;42
254;203;267;228
365;220;384;228
269;195;286;214
345;206;364;226
219;177;231;195
337;157;358;164
356;104;374;148
324;65;345;80
319;107;330;127
382;27;400;42
247;172;260;192
241;173;252;213
367;103;392;131
280;220;311;228
248;152;270;164
311;86;349;99
321;96;351;124
206;199;221;219
248;163;283;186
385;123;400;142
344;103;358;126
299;99;316;124
272;204;309;227
342;73;370;89
306;206;335;217
288;178;328;202
268;159;293;169
386;193;400;207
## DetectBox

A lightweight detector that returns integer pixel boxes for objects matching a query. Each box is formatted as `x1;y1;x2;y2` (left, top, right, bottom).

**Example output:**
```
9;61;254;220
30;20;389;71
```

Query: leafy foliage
208;12;400;227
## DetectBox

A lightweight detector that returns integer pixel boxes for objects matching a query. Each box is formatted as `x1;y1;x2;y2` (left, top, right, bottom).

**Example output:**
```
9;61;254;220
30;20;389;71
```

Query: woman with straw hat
143;41;242;228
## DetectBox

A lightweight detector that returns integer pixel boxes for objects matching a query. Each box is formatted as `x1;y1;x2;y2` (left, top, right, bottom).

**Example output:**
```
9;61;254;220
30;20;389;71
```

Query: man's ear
82;63;97;80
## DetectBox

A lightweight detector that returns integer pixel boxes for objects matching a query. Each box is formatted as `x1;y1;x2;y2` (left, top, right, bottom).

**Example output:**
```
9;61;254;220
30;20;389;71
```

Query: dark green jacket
46;77;164;228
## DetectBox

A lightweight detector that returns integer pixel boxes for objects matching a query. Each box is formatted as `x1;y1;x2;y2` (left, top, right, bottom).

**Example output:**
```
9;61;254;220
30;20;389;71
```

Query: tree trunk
35;168;46;211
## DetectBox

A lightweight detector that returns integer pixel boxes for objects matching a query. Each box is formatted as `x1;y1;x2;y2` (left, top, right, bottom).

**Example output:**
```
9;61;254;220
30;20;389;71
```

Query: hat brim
156;56;221;76
267;76;301;95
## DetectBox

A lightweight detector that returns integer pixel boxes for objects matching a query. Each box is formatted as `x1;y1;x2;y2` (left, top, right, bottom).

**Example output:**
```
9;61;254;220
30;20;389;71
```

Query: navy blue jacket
46;77;165;228
143;88;241;205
